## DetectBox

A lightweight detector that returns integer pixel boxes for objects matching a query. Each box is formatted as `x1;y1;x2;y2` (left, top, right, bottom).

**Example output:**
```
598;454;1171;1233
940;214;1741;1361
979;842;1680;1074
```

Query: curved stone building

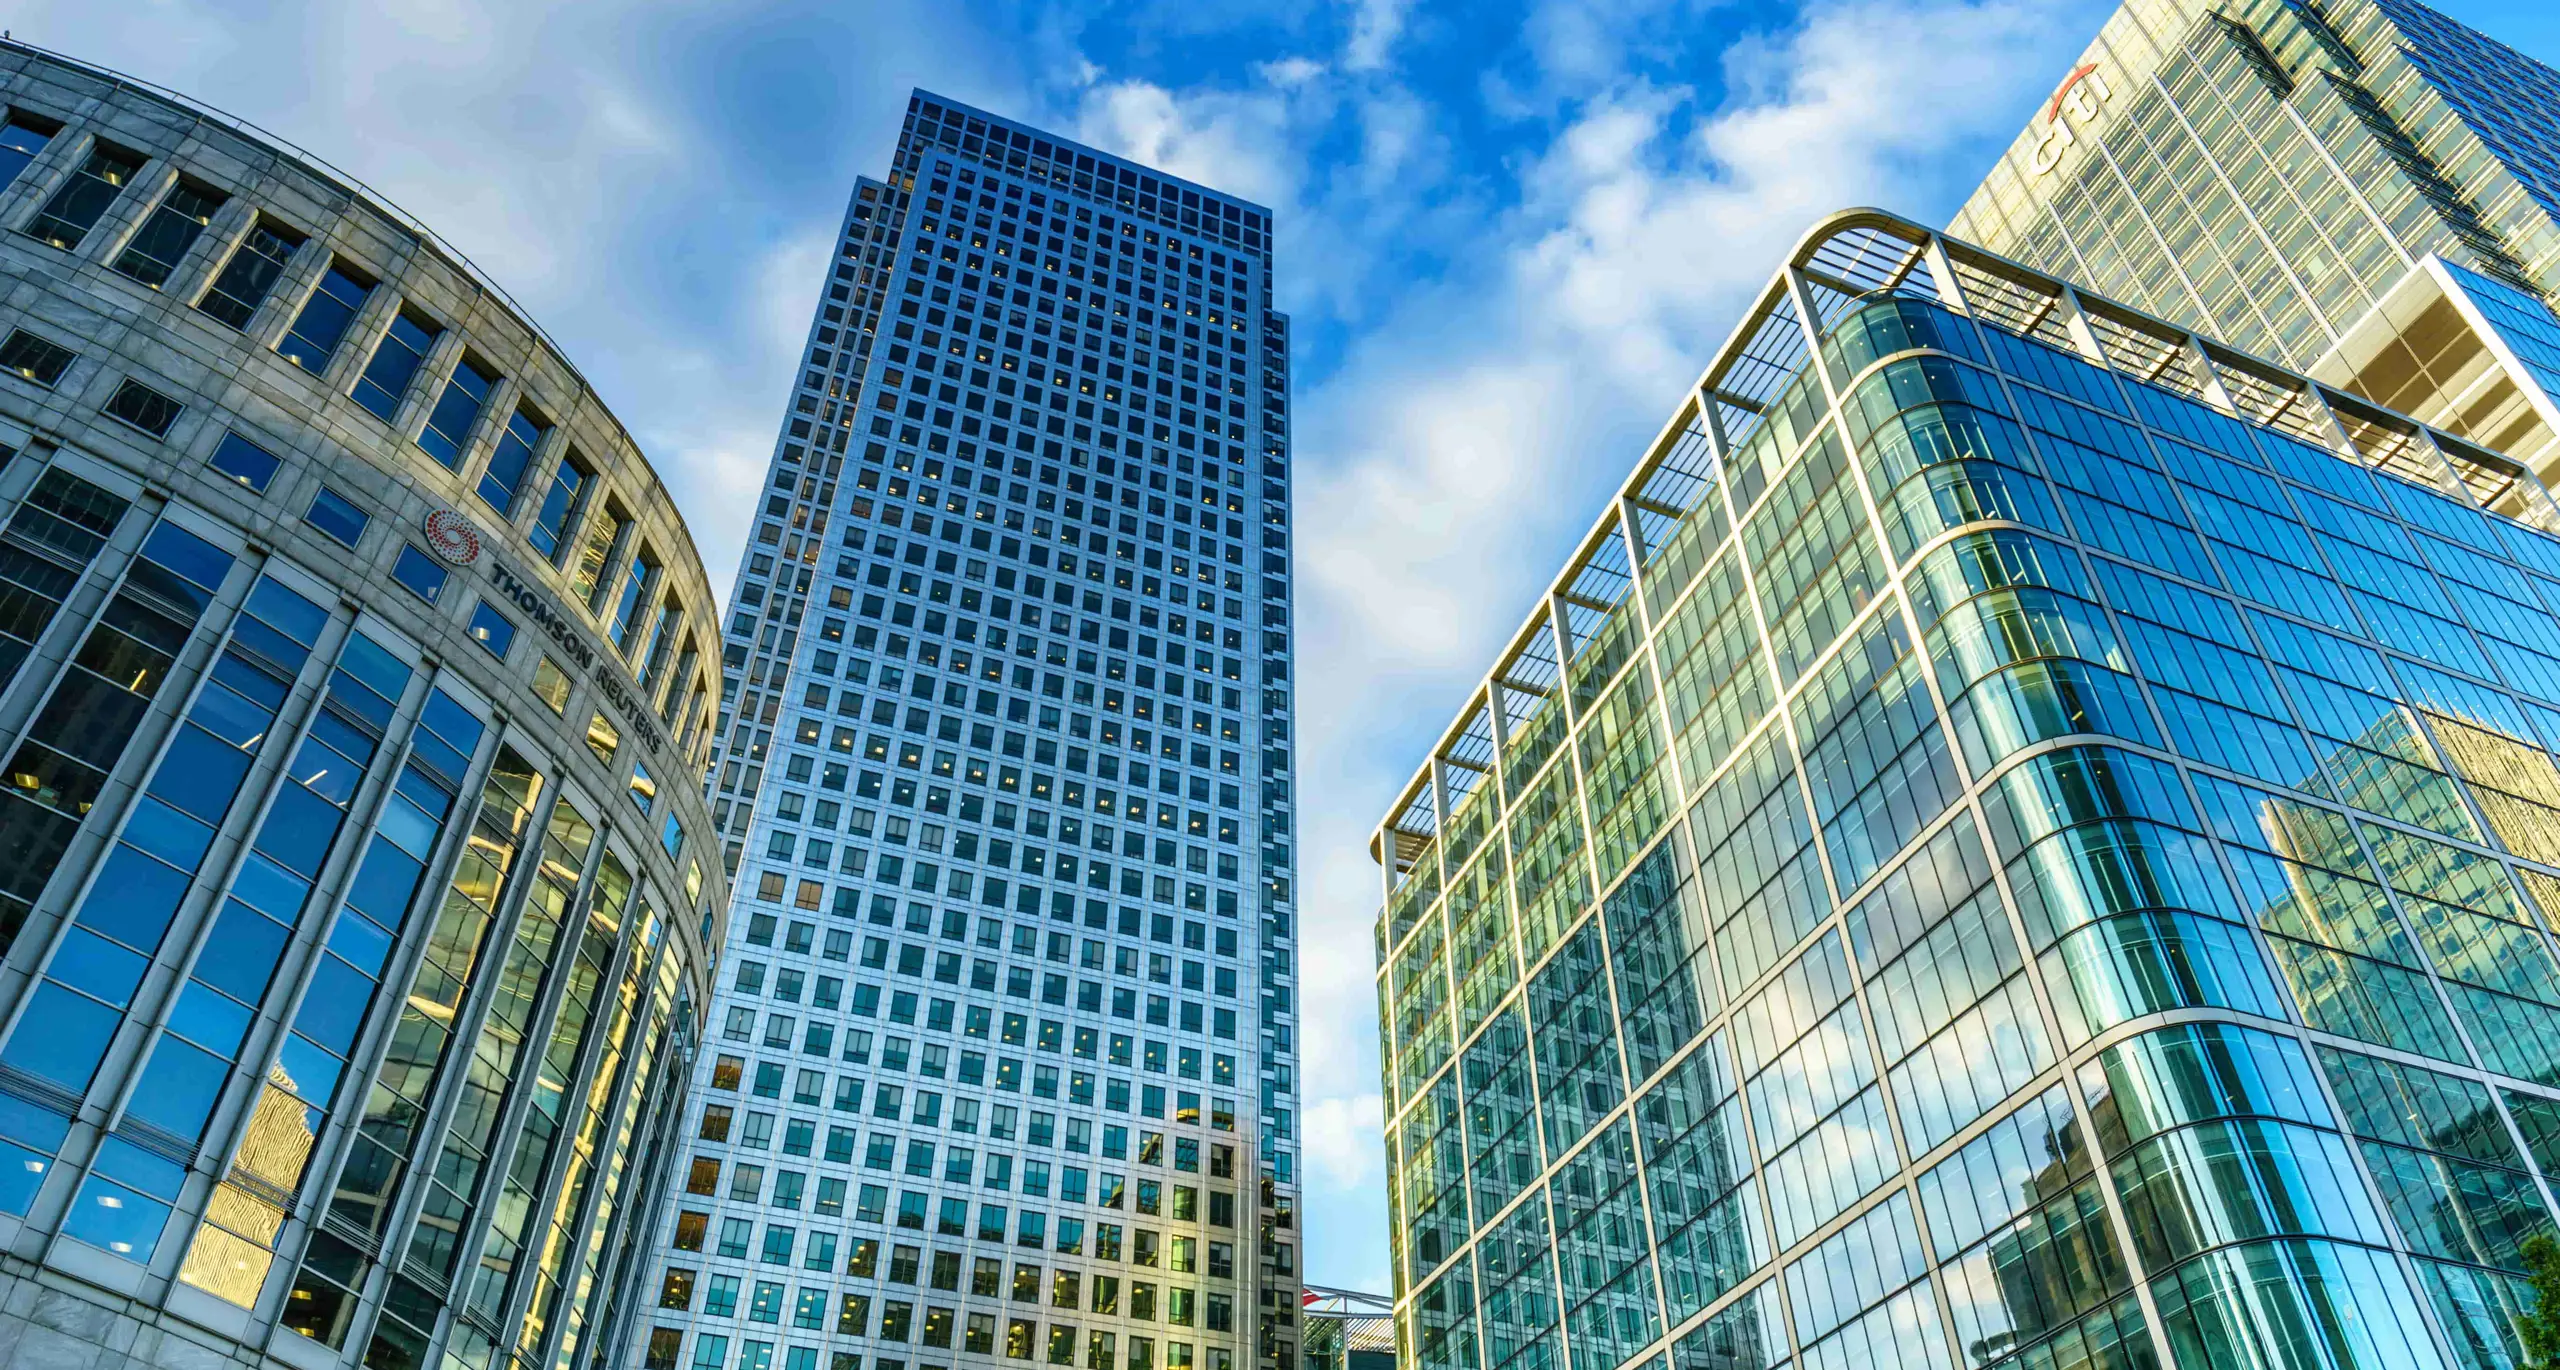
0;42;728;1370
1375;209;2560;1370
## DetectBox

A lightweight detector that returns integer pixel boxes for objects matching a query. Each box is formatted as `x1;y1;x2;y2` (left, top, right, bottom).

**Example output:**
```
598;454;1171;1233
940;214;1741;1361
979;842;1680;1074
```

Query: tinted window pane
304;487;368;547
391;545;447;604
207;431;280;492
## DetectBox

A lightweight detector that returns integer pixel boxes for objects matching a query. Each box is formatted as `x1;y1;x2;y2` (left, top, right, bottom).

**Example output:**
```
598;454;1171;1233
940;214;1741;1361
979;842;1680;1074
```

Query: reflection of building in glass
1956;0;2560;496
1303;1286;1395;1370
636;89;1303;1370
1374;205;2560;1370
0;40;725;1370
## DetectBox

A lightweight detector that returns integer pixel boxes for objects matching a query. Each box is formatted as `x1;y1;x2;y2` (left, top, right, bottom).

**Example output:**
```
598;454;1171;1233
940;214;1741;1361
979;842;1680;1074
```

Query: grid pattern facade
1953;0;2560;374
0;43;725;1370
1373;211;2560;1370
640;92;1302;1370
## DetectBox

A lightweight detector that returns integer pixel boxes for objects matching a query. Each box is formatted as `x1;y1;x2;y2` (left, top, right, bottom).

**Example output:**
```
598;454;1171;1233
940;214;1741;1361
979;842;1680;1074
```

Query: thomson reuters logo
422;509;483;567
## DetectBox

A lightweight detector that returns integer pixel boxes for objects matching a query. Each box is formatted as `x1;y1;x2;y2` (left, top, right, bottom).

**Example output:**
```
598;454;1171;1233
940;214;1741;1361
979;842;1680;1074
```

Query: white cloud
1276;0;2097;1287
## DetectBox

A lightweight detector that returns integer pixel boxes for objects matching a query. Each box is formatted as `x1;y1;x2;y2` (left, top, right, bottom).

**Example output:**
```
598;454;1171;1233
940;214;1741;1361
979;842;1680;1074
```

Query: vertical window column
280;747;544;1351
0;521;233;1246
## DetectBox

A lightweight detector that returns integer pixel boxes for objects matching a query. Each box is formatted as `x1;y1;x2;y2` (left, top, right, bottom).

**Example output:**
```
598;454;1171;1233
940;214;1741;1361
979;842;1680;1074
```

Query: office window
477;408;547;515
0;115;55;192
103;378;182;438
533;655;573;714
528;449;592;562
196;217;303;329
304;485;369;547
277;262;373;372
392;545;448;604
350;310;438;421
571;503;633;608
608;545;661;653
589;710;621;767
206;431;281;492
113;179;226;287
0;329;75;387
417;355;496;468
24;141;143;250
468;600;516;658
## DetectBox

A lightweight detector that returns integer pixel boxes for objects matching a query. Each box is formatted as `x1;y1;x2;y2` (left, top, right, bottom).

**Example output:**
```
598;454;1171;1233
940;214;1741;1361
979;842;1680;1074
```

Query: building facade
1373;208;2560;1370
1953;0;2560;495
0;44;727;1370
1298;1288;1390;1370
638;94;1302;1370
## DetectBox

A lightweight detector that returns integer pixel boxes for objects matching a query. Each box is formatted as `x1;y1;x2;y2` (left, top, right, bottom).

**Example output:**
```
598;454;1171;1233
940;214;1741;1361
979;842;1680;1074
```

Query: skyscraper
1374;206;2560;1370
0;41;726;1370
639;93;1301;1370
1953;0;2560;492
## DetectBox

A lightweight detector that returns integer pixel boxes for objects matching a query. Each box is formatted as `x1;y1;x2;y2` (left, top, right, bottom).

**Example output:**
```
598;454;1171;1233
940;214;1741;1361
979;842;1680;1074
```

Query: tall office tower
1954;0;2560;494
642;93;1301;1370
1373;206;2560;1370
0;42;729;1370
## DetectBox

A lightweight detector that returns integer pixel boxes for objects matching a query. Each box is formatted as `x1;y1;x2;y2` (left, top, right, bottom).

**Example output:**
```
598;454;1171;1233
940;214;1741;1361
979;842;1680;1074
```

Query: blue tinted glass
138;521;233;592
255;783;345;876
230;852;309;920
74;845;189;950
49;928;149;1005
344;840;424;925
149;724;251;824
291;953;374;1053
123;1037;226;1142
61;1174;169;1262
207;431;280;492
335;631;410;703
193;900;290;1002
303;486;369;547
244;576;328;645
325;906;394;976
276;1031;345;1104
467;599;516;659
392;544;447;603
166;979;254;1054
0;984;122;1091
420;687;485;755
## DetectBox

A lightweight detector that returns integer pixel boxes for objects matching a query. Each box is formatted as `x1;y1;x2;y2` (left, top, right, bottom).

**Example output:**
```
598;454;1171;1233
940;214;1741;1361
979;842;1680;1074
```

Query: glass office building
1953;0;2560;493
640;93;1302;1370
1372;207;2560;1370
0;41;727;1370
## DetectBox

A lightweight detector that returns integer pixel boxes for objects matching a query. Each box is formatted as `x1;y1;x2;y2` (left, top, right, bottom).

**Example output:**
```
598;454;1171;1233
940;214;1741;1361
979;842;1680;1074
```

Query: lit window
24;142;144;251
532;655;573;714
113;179;226;288
0;329;75;387
103;378;182;438
196;218;303;330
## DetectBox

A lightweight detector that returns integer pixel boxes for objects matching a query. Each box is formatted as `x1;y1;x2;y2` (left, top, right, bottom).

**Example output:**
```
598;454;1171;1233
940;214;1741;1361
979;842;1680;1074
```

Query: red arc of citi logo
422;509;483;567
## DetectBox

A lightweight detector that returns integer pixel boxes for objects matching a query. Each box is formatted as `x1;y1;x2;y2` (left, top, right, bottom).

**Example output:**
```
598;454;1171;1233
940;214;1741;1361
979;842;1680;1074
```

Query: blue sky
31;0;2560;1294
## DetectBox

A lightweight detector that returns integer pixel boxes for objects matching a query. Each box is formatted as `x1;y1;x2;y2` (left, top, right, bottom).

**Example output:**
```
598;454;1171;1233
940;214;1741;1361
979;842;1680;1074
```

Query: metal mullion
500;893;658;1365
